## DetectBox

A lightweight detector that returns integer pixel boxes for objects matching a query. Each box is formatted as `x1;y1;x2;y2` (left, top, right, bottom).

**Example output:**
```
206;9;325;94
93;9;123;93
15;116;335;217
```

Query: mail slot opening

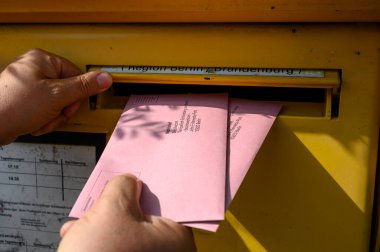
111;83;326;102
89;66;341;119
92;83;339;119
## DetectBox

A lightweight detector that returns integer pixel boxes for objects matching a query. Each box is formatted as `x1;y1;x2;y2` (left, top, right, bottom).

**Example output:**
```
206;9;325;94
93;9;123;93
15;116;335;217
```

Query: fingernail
96;72;112;90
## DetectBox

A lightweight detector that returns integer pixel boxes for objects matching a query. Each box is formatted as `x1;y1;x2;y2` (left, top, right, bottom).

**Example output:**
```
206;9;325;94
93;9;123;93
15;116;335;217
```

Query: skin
0;49;197;251
58;175;196;252
0;48;112;144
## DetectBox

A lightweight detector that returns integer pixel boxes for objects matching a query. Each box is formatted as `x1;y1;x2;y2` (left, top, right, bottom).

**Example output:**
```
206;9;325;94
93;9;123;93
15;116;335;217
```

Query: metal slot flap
89;66;341;119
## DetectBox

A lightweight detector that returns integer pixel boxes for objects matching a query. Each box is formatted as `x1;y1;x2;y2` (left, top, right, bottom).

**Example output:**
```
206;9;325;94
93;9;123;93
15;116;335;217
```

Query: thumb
53;70;112;105
92;174;145;221
60;220;76;238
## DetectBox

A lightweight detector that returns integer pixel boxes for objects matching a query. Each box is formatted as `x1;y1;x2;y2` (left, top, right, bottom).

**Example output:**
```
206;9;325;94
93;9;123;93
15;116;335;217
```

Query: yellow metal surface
0;24;379;251
0;0;379;22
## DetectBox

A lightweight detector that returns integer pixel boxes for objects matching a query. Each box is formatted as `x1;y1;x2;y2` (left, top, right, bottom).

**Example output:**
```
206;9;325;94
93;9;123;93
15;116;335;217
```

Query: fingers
51;71;113;107
62;100;83;118
23;49;113;106
30;100;83;136
30;114;68;136
93;175;145;221
148;216;197;252
60;220;77;238
21;48;83;79
57;174;197;252
52;53;83;79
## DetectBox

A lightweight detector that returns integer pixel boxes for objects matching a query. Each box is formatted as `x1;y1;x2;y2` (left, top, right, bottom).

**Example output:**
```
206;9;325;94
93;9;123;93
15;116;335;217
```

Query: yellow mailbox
0;1;379;251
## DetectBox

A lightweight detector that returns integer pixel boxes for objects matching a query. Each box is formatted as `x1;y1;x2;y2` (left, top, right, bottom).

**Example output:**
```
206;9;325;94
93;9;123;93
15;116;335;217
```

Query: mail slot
90;66;341;119
0;18;379;252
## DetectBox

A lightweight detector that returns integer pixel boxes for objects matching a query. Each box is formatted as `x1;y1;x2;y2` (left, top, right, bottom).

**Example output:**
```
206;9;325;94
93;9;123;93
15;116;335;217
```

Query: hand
0;48;112;144
58;174;197;252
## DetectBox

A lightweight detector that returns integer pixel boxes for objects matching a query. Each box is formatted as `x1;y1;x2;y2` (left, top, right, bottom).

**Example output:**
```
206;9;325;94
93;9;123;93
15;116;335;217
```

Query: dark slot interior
110;83;326;103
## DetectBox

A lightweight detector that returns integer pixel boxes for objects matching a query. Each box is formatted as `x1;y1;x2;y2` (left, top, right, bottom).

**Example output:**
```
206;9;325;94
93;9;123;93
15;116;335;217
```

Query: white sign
0;143;95;251
101;66;324;78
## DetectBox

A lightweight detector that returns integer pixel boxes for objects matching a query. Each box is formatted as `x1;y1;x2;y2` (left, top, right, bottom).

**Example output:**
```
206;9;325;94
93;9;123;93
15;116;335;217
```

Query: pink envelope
184;99;282;231
70;93;228;222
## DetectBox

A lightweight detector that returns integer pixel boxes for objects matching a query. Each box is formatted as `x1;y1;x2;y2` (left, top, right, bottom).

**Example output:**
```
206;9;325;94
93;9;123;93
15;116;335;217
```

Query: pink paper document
70;93;228;222
185;99;282;231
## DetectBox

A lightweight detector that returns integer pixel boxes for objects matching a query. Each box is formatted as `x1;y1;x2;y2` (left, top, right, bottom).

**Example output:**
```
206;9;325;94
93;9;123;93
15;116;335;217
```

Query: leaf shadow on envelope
113;96;227;142
115;107;169;140
70;93;229;223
